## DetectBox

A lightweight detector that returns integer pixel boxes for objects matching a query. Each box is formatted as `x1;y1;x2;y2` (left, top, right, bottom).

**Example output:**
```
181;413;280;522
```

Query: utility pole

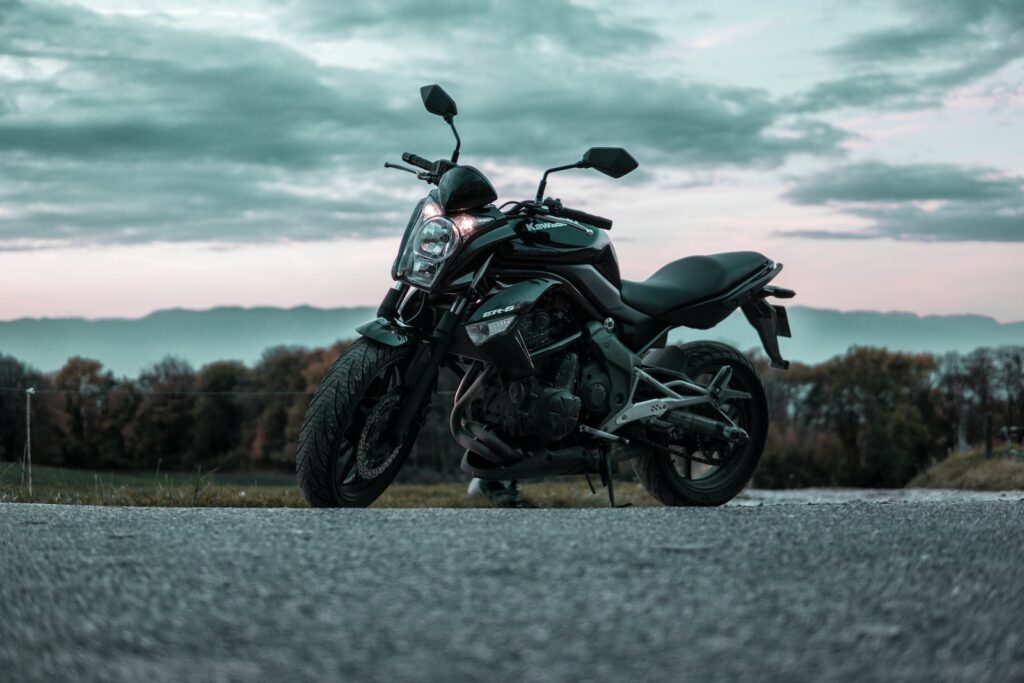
984;412;993;459
24;387;35;497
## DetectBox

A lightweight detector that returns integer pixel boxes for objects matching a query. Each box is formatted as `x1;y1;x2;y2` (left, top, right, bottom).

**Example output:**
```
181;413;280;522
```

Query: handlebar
387;167;614;230
402;153;433;171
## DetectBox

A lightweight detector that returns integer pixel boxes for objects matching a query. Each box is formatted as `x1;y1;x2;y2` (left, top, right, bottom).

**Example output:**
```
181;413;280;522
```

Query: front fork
386;256;493;438
376;281;406;321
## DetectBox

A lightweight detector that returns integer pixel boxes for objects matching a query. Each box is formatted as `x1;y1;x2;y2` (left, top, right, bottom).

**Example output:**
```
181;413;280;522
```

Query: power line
0;386;314;397
0;386;457;397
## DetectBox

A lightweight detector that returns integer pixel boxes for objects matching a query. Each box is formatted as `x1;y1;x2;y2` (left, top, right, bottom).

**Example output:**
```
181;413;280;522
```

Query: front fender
356;317;417;348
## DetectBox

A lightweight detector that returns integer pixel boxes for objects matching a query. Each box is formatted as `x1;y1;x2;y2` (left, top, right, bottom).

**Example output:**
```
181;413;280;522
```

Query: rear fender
737;266;794;370
741;299;792;370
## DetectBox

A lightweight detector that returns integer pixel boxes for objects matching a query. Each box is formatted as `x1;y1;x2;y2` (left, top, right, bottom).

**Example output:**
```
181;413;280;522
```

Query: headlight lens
416;217;457;259
396;198;460;289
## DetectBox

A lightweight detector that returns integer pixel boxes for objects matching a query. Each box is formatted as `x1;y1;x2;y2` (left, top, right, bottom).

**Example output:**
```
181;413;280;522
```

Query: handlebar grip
402;153;433;171
556;206;613;231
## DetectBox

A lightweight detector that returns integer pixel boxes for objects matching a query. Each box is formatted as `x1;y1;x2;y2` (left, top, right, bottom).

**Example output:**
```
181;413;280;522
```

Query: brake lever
384;162;418;174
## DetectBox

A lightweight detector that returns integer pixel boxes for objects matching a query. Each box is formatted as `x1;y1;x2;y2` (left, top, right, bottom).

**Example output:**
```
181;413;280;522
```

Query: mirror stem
535;162;584;203
445;116;461;163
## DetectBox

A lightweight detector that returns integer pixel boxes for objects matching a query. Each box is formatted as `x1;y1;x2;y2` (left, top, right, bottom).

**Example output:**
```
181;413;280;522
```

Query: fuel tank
450;217;621;288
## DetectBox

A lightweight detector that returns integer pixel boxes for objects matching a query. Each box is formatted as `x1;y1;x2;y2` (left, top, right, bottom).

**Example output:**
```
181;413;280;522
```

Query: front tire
296;338;425;508
632;342;768;506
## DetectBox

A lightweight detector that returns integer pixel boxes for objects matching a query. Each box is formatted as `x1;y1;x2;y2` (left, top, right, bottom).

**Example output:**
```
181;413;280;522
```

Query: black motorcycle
296;85;794;508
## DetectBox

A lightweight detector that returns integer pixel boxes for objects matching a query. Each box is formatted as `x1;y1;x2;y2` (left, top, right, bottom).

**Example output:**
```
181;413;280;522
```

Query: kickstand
600;450;631;508
584;473;597;495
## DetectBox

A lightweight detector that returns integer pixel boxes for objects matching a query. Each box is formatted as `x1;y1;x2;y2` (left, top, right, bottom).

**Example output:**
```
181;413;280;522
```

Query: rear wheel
632;342;767;506
296;338;427;508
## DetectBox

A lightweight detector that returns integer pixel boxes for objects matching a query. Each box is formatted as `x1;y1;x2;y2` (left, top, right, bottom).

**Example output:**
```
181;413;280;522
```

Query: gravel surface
2;494;1023;682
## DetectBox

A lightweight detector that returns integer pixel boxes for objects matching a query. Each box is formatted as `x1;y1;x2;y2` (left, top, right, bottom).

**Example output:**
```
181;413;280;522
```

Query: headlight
395;198;460;289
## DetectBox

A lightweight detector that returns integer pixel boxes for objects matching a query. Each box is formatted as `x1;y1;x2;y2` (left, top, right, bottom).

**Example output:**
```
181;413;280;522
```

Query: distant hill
0;306;376;376
700;307;1024;366
0;305;1021;376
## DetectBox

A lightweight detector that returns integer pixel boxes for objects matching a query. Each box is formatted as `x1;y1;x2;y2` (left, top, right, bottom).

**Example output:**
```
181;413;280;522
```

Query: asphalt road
2;495;1023;682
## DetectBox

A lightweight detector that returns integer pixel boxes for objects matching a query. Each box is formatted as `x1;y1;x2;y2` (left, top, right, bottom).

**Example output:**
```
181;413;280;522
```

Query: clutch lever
385;162;439;184
384;162;418;174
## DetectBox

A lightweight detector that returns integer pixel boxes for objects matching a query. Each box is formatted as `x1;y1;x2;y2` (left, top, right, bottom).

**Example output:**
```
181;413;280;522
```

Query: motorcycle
296;84;794;508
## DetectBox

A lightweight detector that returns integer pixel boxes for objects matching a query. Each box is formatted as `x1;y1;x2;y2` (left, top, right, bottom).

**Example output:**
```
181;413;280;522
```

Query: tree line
1;344;1021;488
756;346;1023;487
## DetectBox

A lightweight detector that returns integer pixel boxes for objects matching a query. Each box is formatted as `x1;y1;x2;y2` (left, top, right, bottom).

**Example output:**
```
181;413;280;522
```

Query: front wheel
632;342;768;506
296;338;426;508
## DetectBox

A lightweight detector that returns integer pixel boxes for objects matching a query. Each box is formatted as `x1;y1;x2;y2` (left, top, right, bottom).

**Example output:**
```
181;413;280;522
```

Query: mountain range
0;305;1021;376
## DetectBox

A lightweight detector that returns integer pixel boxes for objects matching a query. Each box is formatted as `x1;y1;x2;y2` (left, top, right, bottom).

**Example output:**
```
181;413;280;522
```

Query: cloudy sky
1;0;1022;321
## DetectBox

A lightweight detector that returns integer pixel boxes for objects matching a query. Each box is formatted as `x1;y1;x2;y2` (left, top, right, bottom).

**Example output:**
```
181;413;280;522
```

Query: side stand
600;450;630;508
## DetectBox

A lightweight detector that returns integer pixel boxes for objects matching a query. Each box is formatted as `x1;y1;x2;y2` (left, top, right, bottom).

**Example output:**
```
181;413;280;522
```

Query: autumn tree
250;346;310;468
193;361;251;469
122;357;196;470
758;347;947;487
52;357;123;468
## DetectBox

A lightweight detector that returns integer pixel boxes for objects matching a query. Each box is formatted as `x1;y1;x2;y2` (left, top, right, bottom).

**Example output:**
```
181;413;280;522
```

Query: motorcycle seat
620;251;771;318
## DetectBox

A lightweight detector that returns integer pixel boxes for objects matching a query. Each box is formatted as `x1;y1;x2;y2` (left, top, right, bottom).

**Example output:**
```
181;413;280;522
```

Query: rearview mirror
581;147;638;178
420;84;458;120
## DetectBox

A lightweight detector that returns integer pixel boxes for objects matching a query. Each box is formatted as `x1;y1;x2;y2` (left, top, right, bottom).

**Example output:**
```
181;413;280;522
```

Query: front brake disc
355;393;404;479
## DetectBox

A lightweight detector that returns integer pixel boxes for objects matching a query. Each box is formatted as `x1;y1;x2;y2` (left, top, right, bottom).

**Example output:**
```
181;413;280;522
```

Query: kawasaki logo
526;222;559;233
527;220;594;236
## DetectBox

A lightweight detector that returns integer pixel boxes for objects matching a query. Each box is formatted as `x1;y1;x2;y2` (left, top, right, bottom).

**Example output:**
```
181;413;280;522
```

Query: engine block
469;351;582;443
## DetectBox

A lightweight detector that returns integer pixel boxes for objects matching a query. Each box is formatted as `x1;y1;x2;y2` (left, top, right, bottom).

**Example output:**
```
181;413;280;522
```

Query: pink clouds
0;239;397;320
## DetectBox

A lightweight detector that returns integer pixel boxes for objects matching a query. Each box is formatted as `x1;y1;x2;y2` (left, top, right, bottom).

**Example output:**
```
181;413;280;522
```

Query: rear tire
296;338;425;508
632;341;767;507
